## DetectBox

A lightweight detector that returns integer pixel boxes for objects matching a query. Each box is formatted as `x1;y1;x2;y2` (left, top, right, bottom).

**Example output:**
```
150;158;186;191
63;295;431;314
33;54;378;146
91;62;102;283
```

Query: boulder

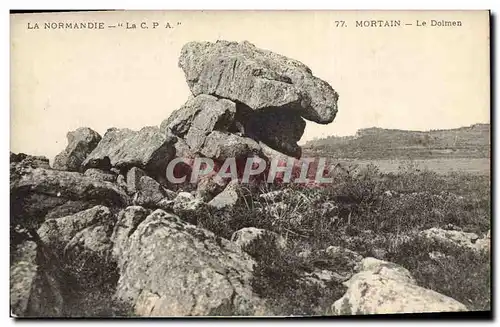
38;206;114;251
10;241;64;317
172;137;194;158
63;224;115;288
10;241;39;316
196;175;228;202
156;198;175;212
11;167;129;208
356;257;415;285
174;191;195;203
161;95;236;151
64;224;113;258
179;40;339;124
172;192;205;221
208;179;240;210
126;167;147;194
116;174;128;191
259;141;296;163
332;257;468;315
45;200;100;220
160;95;201;137
173;198;205;216
83;168;117;183
132;176;169;207
82;127;176;176
200;131;261;161
115;209;269;316
474;230;490;253
53;127;102;172
111;206;150;262
184;97;236;152
419;228;486;253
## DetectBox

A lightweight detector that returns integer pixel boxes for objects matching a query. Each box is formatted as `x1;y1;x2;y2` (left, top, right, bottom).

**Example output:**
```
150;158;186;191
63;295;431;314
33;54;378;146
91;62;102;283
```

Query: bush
386;237;491;311
249;235;346;316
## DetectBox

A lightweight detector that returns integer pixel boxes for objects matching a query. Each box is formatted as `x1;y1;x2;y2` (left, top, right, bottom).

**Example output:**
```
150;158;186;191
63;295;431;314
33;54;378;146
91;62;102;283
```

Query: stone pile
11;40;472;318
10;40;340;317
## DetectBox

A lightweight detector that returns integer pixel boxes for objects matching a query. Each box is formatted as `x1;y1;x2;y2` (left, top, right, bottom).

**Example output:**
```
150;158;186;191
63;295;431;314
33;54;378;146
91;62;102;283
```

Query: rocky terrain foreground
10;41;489;317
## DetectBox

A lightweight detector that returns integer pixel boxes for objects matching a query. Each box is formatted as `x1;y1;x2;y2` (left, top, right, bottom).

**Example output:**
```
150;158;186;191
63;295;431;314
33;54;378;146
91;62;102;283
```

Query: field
332;158;490;175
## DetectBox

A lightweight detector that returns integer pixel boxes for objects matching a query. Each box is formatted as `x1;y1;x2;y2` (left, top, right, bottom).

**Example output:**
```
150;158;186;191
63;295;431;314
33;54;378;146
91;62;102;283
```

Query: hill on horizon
303;123;490;160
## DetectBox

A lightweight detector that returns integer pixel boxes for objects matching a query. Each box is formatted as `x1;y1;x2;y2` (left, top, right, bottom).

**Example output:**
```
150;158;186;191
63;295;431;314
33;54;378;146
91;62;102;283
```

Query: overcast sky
11;10;490;160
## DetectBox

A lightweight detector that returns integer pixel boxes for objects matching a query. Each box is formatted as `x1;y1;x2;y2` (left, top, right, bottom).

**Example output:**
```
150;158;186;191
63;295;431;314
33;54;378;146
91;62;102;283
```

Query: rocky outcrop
63;224;115;288
53;127;102;172
179;40;338;124
111;206;150;262
200;131;262;161
161;95;236;150
132;176;170;208
10;240;64;317
332;257;468;315
36;206;117;292
64;224;113;259
196;175;228;202
172;137;194;158
10;241;39;316
12;168;129;208
475;229;491;253
84;168;117;183
170;40;339;160
116;174;128;191
82;126;176;176
9;40;346;317
10;166;128;230
37;206;114;251
10;170;124;233
170;192;205;221
126;167;147;194
208;179;240;210
114;209;269;316
44;200;100;220
420;228;490;253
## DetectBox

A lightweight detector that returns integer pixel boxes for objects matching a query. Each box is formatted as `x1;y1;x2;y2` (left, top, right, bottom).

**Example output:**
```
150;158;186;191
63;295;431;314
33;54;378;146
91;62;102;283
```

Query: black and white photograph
9;10;491;318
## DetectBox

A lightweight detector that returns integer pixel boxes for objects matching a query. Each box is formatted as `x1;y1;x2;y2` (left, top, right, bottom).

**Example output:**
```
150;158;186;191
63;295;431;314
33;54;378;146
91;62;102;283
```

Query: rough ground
10;40;490;317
